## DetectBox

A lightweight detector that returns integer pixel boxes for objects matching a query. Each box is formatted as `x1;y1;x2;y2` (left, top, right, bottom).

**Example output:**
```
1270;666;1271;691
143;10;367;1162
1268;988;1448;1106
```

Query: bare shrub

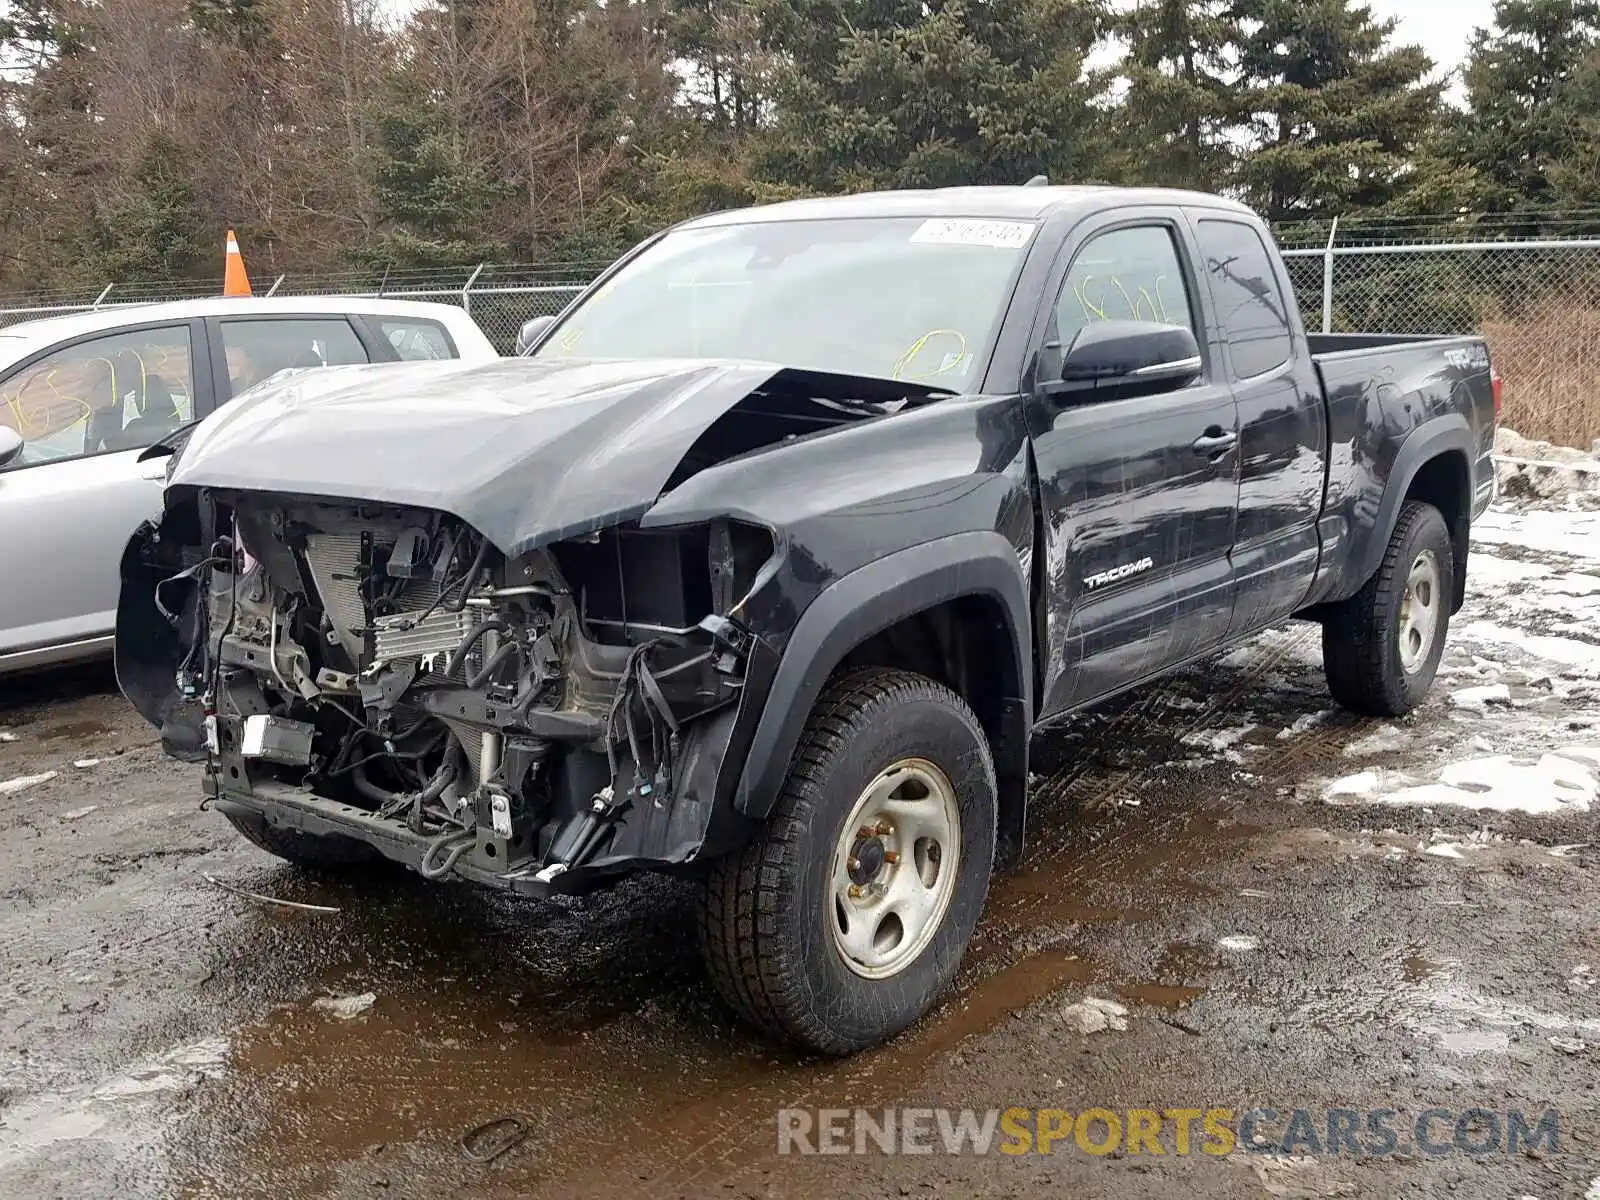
1483;303;1600;451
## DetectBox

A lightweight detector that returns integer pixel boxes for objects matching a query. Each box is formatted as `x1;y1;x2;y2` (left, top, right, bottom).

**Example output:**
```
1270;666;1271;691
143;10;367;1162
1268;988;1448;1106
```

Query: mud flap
114;518;208;762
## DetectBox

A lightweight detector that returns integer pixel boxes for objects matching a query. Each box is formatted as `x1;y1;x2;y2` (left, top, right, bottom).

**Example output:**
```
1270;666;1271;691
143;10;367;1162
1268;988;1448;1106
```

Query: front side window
220;318;368;395
1053;225;1197;352
1195;219;1294;379
0;325;194;465
533;216;1038;387
380;319;455;361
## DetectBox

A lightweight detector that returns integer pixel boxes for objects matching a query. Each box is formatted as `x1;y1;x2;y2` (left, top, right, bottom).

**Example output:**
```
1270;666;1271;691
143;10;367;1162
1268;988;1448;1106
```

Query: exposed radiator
302;533;366;662
302;532;447;665
372;608;478;664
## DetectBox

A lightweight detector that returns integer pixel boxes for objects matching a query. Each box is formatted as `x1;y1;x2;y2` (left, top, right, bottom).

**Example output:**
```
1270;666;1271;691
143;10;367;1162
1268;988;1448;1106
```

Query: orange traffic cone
223;229;252;297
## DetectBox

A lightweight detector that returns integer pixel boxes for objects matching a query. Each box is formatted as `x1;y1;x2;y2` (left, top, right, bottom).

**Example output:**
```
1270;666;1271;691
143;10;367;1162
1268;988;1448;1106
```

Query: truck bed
1302;330;1498;610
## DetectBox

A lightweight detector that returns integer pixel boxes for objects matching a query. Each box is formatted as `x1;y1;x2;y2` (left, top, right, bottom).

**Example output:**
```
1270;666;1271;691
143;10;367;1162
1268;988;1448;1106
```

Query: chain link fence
1;232;1597;446
1281;236;1600;449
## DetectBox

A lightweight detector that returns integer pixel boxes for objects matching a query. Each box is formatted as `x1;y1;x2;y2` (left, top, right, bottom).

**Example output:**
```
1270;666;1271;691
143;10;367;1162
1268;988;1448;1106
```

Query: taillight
1490;368;1503;421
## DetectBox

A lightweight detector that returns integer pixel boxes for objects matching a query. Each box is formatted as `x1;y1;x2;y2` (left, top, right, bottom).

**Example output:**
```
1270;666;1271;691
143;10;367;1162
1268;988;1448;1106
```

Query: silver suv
0;296;496;675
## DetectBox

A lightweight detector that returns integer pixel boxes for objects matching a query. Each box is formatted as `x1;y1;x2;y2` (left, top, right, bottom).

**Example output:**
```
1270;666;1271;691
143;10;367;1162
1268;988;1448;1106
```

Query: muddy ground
2;498;1599;1200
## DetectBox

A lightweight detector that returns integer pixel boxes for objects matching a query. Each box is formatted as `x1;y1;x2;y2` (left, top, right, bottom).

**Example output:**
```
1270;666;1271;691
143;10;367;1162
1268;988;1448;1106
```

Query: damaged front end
120;487;775;893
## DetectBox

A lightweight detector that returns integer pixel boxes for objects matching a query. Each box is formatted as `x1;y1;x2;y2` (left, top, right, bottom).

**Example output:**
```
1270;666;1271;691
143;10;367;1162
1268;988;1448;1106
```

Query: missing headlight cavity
550;519;774;643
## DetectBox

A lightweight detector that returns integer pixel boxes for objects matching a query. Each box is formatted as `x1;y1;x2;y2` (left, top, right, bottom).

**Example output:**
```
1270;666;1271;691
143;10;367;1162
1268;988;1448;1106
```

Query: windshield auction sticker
909;219;1035;249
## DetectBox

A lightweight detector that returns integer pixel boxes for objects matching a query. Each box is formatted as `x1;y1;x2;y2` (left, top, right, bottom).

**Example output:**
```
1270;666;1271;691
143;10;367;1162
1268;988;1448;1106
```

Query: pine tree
1232;0;1444;221
1450;0;1600;214
1111;0;1239;190
755;0;1112;192
76;131;208;280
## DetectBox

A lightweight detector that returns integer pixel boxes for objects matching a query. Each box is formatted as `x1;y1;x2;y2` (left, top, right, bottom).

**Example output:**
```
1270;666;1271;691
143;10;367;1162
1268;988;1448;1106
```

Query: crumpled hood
168;356;824;556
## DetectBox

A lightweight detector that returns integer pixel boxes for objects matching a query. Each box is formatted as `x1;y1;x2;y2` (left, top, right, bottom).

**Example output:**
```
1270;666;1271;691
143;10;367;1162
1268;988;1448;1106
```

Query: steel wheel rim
829;757;961;980
1398;550;1441;674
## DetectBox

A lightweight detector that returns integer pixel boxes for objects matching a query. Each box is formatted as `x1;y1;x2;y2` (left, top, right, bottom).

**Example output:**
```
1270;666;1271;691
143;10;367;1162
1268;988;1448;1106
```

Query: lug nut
847;857;861;872
848;885;862;899
884;850;900;864
875;820;893;835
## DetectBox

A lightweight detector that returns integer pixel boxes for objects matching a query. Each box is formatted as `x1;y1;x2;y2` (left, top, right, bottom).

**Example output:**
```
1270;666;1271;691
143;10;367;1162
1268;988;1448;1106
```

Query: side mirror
1046;321;1202;399
514;315;556;356
0;427;23;469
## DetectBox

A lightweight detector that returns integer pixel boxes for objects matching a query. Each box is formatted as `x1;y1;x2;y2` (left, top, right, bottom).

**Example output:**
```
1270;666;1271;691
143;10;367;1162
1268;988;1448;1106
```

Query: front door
1026;217;1241;715
0;322;205;663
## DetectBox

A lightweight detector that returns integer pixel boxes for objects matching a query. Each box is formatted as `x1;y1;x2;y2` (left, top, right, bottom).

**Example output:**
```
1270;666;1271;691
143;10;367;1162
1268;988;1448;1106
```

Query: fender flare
1347;414;1475;593
732;530;1032;820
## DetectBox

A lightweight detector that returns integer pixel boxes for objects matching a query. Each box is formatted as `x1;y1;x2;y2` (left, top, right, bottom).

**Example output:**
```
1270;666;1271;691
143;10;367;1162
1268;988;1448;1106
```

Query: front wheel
700;668;997;1054
224;810;383;872
1322;500;1455;716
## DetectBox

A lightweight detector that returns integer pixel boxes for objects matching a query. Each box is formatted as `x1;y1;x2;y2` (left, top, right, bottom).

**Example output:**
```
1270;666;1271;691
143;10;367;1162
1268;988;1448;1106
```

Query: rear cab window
1194;219;1295;379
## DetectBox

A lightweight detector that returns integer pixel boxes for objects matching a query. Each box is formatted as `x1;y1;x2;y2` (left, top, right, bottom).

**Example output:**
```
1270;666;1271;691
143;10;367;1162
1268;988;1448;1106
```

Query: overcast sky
1371;0;1496;75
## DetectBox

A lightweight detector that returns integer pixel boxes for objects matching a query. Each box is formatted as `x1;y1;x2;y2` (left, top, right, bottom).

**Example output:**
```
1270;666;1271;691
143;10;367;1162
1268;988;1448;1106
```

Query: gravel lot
2;494;1599;1199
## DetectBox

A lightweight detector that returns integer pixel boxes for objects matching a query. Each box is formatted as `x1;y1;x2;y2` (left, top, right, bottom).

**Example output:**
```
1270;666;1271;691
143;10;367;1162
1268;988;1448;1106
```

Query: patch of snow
1547;572;1600;596
0;1035;230;1176
1342;725;1409;757
1323;750;1598;814
1549;1036;1587;1054
61;805;97;821
1557;746;1600;771
1466;553;1550;588
0;771;57;796
1059;996;1129;1035
1471;506;1600;562
312;992;377;1020
0;730;16;742
72;758;101;769
1180;724;1257;754
1409;978;1600;1058
1276;710;1332;740
1450;683;1511;712
1218;935;1260;952
1457;621;1600;670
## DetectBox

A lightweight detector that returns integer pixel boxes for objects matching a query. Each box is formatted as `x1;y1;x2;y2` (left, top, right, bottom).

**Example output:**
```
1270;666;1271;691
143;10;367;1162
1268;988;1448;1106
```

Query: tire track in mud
557;623;1346;1196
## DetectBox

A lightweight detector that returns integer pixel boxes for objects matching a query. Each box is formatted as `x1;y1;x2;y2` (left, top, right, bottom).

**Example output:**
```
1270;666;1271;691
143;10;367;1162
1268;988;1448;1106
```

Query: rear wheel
224;810;383;871
1322;500;1454;716
700;668;997;1054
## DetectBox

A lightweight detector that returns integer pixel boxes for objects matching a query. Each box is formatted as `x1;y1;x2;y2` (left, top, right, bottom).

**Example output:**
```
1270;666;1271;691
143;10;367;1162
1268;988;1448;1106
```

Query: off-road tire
700;668;997;1055
224;810;383;871
1322;500;1454;716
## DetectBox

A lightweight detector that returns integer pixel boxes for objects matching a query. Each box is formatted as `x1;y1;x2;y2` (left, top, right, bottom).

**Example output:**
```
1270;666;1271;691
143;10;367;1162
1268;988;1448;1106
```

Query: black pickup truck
118;185;1498;1054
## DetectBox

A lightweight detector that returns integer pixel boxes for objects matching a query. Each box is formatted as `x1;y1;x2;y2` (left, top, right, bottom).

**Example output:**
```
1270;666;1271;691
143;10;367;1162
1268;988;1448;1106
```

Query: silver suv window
220;317;368;394
0;325;193;464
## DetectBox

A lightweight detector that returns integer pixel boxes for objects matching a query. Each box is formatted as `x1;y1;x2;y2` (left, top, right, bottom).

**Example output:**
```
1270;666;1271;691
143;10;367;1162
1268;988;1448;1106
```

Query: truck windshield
533;216;1038;388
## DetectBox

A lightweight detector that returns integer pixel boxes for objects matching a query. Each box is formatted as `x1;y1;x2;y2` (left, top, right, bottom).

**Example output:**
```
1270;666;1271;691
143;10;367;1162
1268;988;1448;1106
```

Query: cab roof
681;184;1258;229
